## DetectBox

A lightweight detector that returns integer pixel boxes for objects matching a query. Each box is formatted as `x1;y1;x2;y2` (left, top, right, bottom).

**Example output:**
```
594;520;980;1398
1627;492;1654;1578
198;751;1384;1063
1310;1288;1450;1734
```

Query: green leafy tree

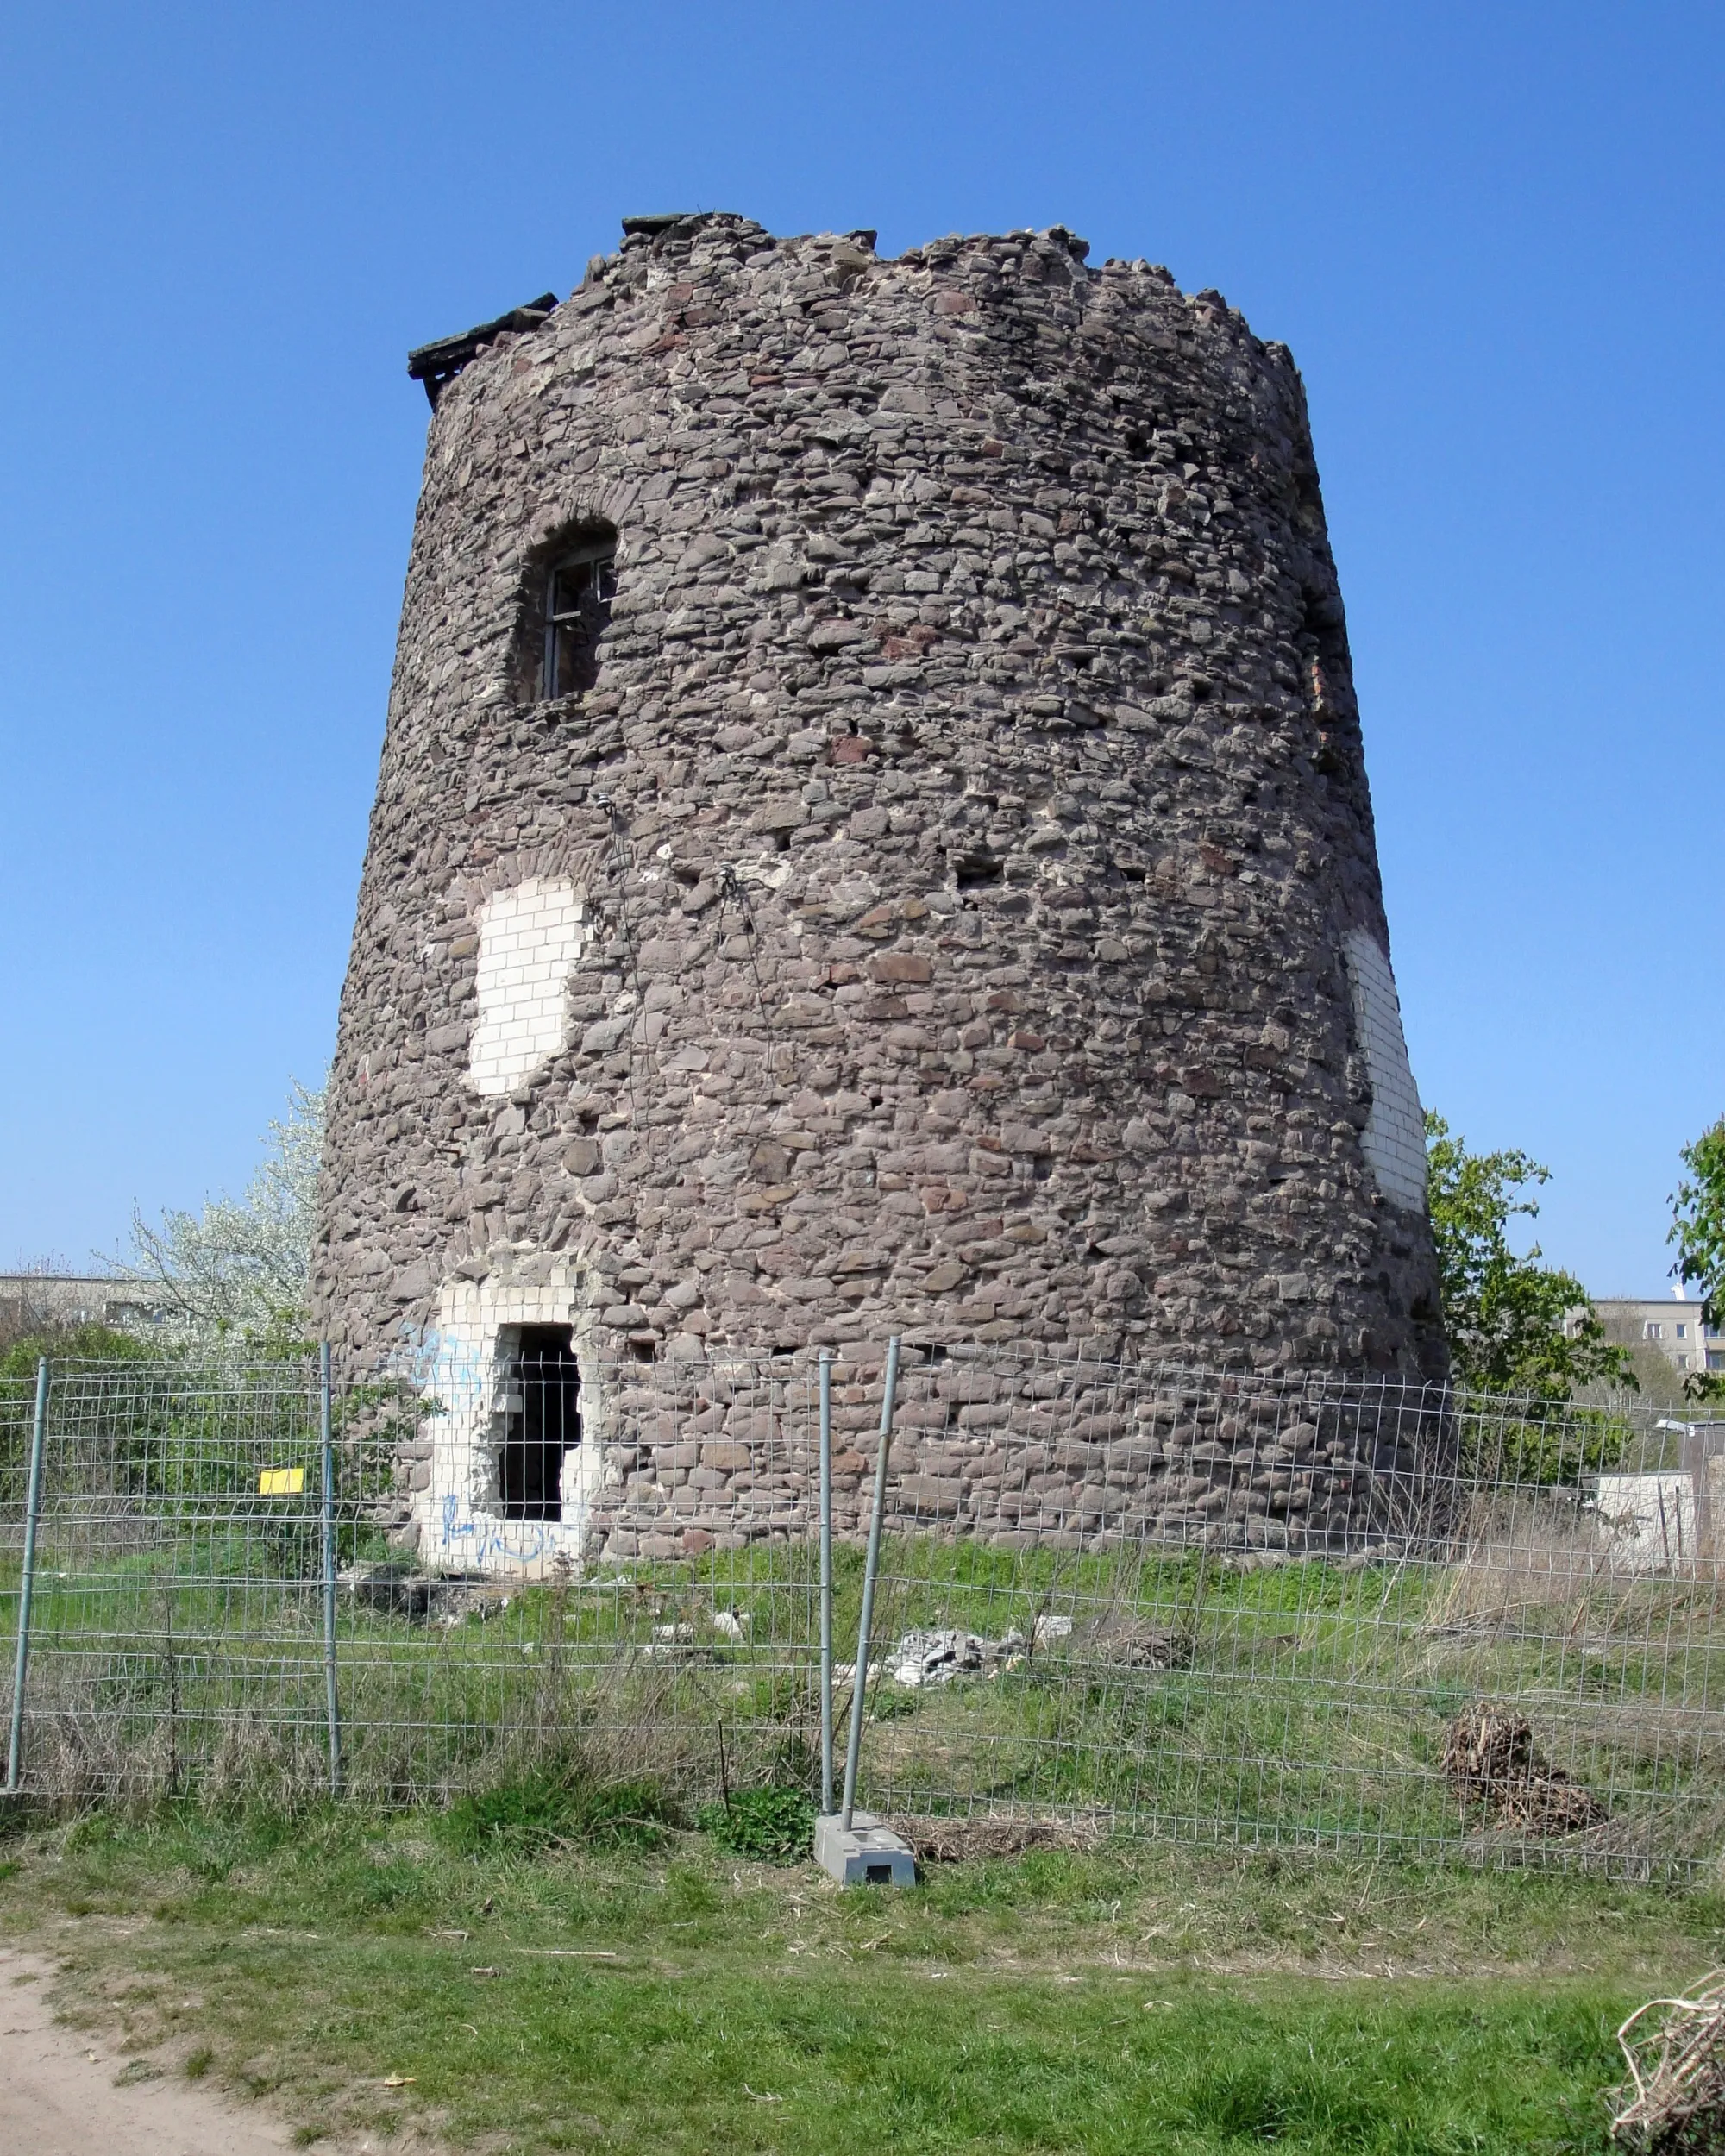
1424;1112;1634;1400
1;1324;158;1505
1670;1115;1725;1311
1669;1114;1725;1398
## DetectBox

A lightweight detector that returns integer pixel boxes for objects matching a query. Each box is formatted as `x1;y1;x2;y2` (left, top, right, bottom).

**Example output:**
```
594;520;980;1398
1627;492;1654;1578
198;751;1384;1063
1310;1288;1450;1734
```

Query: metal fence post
319;1343;343;1798
5;1358;51;1795
840;1335;900;1831
818;1349;835;1816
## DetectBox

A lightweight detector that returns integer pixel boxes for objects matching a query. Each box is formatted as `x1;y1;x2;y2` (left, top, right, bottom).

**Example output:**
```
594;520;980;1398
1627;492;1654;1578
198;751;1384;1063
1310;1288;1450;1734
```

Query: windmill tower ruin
311;213;1446;1567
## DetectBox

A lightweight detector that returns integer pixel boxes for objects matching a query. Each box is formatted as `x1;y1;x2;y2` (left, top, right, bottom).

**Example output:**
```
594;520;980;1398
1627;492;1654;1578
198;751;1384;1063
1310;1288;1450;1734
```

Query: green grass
1;1800;1722;2152
445;1764;672;1855
699;1783;816;1861
6;1529;1724;1871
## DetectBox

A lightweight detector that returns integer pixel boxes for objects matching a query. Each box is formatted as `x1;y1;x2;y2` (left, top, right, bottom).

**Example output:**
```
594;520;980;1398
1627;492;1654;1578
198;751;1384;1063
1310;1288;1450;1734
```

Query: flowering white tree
115;1081;325;1351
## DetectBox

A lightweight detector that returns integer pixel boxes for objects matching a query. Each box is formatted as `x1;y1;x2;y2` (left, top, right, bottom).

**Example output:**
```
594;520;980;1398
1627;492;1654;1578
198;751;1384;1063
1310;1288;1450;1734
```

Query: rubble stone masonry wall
313;212;1447;1553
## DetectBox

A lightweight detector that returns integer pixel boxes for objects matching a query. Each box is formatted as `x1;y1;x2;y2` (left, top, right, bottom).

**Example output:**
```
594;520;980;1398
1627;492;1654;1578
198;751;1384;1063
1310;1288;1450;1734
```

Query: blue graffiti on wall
372;1326;580;1569
437;1490;559;1566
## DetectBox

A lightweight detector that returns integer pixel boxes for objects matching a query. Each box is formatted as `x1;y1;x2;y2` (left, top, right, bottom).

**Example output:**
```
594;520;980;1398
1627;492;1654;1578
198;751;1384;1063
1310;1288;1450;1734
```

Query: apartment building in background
1594;1292;1725;1375
0;1273;168;1337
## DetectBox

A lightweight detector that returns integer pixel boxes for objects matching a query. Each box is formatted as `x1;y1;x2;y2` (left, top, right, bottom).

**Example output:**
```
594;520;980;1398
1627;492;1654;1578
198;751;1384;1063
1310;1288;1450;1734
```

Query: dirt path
0;1945;318;2155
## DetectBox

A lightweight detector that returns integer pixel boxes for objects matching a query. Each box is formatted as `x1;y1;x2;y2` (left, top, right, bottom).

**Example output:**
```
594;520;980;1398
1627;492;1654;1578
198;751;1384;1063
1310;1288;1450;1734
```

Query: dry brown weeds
1612;1970;1725;2152
1441;1705;1609;1835
892;1813;1106;1863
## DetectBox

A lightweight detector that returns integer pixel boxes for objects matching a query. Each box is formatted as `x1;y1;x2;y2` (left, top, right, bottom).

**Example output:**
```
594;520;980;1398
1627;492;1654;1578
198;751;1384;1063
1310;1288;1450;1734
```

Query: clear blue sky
2;2;1719;1295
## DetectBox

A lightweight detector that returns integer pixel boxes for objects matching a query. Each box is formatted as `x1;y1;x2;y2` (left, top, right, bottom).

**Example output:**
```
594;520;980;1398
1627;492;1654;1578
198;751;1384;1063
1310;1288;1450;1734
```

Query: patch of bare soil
0;1946;353;2155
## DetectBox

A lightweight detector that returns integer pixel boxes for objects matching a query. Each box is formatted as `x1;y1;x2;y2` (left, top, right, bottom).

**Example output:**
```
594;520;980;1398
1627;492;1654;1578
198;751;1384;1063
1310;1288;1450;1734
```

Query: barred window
543;542;617;699
498;1324;580;1522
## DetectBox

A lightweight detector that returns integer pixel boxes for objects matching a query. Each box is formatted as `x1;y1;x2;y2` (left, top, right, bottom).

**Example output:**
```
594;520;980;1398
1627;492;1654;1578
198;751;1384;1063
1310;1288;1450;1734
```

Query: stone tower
312;213;1446;1425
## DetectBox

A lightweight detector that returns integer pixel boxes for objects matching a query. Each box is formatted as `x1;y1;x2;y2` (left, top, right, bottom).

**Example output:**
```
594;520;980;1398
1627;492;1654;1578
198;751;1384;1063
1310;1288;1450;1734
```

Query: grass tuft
698;1784;816;1863
443;1765;671;1856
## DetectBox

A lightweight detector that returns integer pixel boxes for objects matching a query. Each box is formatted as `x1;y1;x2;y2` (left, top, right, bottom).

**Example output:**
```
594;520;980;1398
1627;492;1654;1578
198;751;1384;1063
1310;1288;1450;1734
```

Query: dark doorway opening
499;1325;580;1521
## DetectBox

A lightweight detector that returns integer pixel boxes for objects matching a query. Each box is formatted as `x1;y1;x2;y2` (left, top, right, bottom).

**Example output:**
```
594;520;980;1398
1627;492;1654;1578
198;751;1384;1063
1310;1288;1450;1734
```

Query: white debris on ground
639;1620;705;1660
886;1628;1028;1687
883;1619;1085;1688
881;1613;1184;1687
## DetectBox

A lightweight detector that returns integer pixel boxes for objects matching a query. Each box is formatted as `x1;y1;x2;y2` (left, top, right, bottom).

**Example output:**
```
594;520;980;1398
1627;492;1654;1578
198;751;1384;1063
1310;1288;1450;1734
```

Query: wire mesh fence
2;1344;1720;1877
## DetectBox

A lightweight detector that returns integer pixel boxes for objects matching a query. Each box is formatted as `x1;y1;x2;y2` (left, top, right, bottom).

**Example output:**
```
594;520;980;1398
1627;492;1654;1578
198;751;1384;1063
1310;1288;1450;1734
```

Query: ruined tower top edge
406;214;1298;411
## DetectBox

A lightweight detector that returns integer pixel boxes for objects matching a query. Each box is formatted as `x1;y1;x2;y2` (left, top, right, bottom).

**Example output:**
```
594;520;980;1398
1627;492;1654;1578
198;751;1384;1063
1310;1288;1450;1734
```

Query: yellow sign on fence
258;1466;305;1495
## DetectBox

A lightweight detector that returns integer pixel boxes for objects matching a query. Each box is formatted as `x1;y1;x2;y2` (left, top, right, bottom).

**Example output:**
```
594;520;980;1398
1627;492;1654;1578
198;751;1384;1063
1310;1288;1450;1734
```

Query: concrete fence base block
814;1808;916;1888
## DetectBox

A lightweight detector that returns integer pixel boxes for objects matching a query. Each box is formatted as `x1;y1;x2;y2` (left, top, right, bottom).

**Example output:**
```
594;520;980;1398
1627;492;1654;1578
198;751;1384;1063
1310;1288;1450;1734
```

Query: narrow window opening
954;851;1004;890
499;1324;580;1520
543;540;617;700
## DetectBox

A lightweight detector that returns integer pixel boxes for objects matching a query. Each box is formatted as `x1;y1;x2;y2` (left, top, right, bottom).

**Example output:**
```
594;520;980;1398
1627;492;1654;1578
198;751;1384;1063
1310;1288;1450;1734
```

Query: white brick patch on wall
468;878;586;1098
1346;929;1427;1213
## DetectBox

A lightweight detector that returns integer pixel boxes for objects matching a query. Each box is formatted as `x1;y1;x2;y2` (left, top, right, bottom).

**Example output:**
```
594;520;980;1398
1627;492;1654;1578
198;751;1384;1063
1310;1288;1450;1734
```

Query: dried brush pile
895;1814;1104;1864
1612;1972;1725;2153
1441;1704;1609;1835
